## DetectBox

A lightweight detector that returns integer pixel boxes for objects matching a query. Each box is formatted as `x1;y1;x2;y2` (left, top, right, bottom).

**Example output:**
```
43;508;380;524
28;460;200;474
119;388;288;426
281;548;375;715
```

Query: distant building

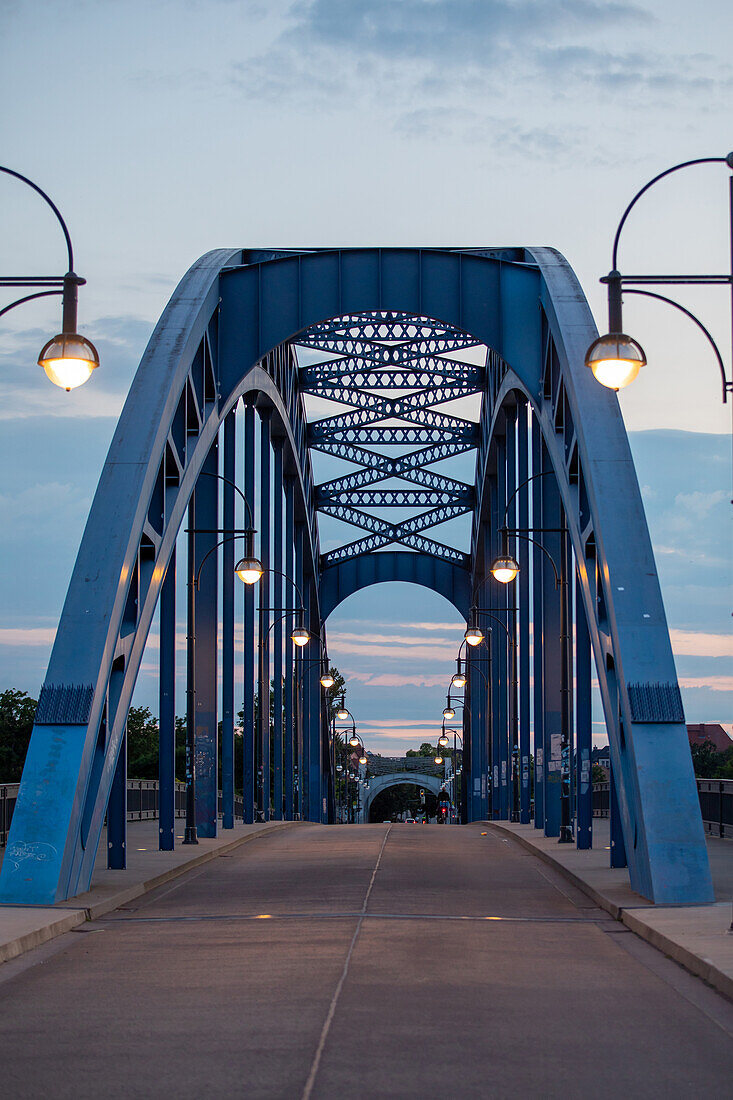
592;745;610;768
686;724;733;754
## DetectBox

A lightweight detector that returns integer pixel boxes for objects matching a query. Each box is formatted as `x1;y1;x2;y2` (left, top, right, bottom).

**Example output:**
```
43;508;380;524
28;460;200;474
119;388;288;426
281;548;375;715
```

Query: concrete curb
0;820;297;965
485;820;631;919
487;821;733;1003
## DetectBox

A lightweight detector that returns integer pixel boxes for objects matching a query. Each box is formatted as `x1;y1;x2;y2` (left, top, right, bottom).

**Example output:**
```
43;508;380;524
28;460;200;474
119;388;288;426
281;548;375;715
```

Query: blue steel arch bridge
0;247;713;908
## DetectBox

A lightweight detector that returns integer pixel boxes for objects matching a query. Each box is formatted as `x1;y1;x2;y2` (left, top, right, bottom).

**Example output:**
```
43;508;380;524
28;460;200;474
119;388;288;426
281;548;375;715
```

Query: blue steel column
258;407;272;820
283;475;295;819
294;520;305;817
541;440;562;838
518;402;531;824
221;412;236;830
532;415;545;829
107;720;126;869
488;493;501;820
194;441;218;839
576;572;592;849
158;547;176;850
272;436;284;819
242;400;256;823
496;433;509;820
610;759;628;867
506;407;519;821
306;577;323;822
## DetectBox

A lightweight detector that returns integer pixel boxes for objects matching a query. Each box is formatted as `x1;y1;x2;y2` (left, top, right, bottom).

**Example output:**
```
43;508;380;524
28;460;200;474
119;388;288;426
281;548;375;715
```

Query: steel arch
0;246;712;907
360;773;444;823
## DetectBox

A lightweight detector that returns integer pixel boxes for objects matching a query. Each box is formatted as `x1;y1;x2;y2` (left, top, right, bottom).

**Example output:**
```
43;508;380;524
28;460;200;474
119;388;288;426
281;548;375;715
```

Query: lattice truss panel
296;312;485;567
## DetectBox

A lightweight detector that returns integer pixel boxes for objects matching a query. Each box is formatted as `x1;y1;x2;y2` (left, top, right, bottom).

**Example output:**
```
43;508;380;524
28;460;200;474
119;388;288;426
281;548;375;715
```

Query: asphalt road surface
2;824;731;1099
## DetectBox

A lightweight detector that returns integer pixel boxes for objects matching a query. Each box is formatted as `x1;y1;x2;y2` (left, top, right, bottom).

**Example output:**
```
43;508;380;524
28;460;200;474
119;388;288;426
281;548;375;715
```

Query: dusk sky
1;0;731;753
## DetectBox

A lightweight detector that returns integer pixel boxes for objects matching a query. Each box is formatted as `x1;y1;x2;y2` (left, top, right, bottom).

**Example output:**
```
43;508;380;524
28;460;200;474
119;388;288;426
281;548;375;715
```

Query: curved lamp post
483;487;572;840
0;165;99;390
584;153;733;401
439;726;463;822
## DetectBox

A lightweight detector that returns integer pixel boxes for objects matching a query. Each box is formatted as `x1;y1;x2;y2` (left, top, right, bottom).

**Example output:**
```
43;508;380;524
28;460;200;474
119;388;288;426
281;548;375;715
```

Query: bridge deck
2;824;731;1097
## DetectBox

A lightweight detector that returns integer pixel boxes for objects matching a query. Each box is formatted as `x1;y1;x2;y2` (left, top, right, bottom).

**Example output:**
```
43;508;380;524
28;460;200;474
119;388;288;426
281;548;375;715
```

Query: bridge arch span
361;772;444;823
0;245;712;908
320;551;471;620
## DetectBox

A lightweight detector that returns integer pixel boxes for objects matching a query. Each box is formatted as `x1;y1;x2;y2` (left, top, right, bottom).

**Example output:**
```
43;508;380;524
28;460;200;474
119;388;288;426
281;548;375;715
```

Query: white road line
301;825;391;1100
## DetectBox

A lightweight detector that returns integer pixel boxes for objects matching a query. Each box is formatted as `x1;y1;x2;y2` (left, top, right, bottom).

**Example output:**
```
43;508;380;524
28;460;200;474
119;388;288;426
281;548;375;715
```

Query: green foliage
0;689;37;781
592;763;608;784
126;706;160;779
690;739;733;779
406;742;439;758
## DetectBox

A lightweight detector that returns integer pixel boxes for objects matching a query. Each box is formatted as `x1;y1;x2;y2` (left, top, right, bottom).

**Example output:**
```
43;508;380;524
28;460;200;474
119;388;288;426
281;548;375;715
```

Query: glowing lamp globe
434;755;444;765
38;332;99;391
235;556;264;585
585;333;646;391
490;555;520;584
464;624;484;646
320;672;336;688
291;627;310;647
451;672;467;689
443;706;455;720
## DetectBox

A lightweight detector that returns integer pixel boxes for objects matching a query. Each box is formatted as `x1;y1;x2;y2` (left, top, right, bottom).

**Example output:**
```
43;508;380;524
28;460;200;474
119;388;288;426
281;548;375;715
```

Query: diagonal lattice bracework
296;311;484;568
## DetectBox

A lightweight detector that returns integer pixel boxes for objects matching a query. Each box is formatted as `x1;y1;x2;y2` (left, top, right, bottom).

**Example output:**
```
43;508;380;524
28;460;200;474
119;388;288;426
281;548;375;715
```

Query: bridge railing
0;781;244;846
593;780;732;839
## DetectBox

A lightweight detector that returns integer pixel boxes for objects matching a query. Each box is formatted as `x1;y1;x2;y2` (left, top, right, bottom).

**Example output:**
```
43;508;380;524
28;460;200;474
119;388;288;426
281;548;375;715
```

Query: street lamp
337;694;350;721
320;669;335;689
438;731;449;748
585;153;733;401
464;612;484;647
1;165;99;390
451;658;467;689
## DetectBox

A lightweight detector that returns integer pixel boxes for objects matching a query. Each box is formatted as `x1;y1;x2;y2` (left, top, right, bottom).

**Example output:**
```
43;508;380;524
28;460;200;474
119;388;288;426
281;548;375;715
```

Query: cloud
679;676;733;693
286;0;651;63
344;670;450;688
0;627;56;648
670;629;733;659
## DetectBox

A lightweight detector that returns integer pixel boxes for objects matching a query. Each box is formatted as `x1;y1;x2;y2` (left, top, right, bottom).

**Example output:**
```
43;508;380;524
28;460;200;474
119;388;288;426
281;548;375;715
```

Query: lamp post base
558;826;573;844
182;827;199;845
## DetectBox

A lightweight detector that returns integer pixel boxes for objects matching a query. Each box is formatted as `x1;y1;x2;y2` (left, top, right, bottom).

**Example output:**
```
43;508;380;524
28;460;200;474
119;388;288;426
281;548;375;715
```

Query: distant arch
361;772;444;822
321;551;471;619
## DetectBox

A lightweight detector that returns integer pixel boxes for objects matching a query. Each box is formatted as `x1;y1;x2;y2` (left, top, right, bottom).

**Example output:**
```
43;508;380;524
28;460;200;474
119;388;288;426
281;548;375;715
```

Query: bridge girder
0;246;712;908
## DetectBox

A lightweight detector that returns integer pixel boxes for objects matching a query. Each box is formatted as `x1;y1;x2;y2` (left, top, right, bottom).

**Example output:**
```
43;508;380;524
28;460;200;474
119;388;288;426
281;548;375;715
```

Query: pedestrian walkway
489;819;733;1000
0;818;296;963
1;824;731;1099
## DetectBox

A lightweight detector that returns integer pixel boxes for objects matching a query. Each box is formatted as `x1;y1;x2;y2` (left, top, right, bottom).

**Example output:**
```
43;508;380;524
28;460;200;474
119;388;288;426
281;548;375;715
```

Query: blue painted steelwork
0;247;712;906
158;549;176;850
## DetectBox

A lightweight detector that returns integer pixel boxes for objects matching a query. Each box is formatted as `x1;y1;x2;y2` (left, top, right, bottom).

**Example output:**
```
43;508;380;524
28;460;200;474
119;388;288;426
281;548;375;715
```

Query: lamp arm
507;531;561;589
0;165;75;272
611;156;730;271
622;288;730;402
198;471;255;529
194;533;248;588
267;568;306;611
0;289;63;320
501;470;553;525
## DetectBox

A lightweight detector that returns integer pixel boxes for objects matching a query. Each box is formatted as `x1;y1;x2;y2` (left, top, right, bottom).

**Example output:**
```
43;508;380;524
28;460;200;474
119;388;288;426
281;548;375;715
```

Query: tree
406;742;439;758
592;763;607;785
0;689;37;781
689;739;731;779
126;706;160;779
